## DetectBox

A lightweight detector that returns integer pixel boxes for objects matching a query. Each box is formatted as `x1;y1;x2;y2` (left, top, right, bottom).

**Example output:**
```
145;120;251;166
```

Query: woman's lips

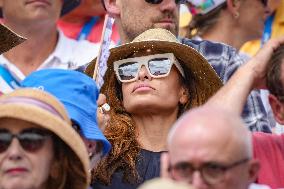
132;83;155;93
5;167;28;175
26;0;51;6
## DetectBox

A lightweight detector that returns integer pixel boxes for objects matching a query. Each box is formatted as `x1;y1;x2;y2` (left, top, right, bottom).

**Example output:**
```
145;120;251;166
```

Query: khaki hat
0;88;90;189
85;28;222;106
0;24;26;54
138;178;195;189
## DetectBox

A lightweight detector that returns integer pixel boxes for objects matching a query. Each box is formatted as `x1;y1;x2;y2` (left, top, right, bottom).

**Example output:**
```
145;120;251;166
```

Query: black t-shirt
93;149;163;189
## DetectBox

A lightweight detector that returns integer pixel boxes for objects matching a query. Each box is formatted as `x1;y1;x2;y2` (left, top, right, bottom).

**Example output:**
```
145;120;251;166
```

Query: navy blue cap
21;69;111;156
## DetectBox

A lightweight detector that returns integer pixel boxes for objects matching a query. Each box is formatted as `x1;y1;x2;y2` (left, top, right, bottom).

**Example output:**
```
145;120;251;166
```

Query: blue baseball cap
21;69;111;156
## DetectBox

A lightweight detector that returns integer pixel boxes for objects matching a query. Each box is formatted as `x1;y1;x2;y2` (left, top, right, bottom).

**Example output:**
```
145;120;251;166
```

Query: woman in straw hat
0;88;90;189
85;28;222;189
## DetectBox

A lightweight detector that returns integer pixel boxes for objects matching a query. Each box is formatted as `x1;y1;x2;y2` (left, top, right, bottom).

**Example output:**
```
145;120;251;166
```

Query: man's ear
103;0;120;18
226;0;241;18
248;160;260;182
268;94;284;124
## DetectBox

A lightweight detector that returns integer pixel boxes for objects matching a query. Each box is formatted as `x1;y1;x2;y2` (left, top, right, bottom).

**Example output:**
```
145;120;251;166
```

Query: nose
7;139;24;161
137;65;152;81
190;171;208;189
159;0;178;12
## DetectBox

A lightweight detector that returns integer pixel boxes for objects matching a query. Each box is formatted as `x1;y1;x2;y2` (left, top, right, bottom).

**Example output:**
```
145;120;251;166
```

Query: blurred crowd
0;0;283;189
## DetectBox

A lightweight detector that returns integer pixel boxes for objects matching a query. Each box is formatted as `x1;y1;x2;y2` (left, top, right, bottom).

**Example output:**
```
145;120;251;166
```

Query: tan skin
120;50;188;152
104;0;180;43
162;107;259;189
0;118;54;189
199;0;270;50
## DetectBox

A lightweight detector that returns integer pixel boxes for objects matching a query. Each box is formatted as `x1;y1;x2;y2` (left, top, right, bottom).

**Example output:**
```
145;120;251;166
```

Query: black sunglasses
0;128;51;153
145;0;187;4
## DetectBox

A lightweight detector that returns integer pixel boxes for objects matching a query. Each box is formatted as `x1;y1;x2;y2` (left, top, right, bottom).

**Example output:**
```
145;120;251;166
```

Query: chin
1;181;33;189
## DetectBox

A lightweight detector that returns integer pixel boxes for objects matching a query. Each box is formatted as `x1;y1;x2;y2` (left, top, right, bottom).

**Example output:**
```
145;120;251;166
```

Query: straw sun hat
85;28;222;106
0;88;90;189
0;24;26;54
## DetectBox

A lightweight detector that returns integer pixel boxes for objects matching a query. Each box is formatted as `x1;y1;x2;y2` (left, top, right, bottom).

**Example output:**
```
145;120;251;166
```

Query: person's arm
207;37;284;115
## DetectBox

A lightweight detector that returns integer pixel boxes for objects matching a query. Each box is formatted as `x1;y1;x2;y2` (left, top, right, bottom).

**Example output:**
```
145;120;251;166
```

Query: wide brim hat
0;24;26;54
0;0;81;17
85;28;222;106
0;89;90;189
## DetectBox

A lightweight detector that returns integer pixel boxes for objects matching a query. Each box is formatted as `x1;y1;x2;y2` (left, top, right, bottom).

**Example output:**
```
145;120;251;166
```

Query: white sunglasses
113;53;185;83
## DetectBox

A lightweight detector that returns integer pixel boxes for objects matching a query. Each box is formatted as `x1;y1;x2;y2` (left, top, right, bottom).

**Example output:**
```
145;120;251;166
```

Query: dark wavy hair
266;44;284;102
92;54;200;185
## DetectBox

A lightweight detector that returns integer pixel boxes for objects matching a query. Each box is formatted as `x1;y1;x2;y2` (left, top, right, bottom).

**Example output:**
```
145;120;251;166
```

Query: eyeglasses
0;128;51;153
113;53;185;83
145;0;187;5
168;158;249;185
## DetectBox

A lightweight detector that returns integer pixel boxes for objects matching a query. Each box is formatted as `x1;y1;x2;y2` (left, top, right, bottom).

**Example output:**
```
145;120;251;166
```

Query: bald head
166;106;257;189
168;106;252;160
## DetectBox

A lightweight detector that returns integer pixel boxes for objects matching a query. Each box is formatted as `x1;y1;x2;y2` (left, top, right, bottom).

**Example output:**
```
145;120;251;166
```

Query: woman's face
0;118;54;189
118;52;188;115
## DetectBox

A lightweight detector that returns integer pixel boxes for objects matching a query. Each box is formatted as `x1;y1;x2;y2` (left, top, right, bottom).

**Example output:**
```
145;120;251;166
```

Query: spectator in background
0;88;90;189
241;0;283;56
184;0;271;130
186;0;270;56
0;0;99;83
161;36;284;189
163;107;265;189
58;0;120;44
241;0;283;131
204;37;284;188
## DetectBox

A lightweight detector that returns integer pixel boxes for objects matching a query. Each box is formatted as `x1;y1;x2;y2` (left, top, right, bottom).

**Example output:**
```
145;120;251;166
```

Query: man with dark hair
100;0;270;132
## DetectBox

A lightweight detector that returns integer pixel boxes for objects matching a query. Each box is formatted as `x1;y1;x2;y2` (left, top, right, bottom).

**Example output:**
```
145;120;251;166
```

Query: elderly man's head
167;106;259;189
